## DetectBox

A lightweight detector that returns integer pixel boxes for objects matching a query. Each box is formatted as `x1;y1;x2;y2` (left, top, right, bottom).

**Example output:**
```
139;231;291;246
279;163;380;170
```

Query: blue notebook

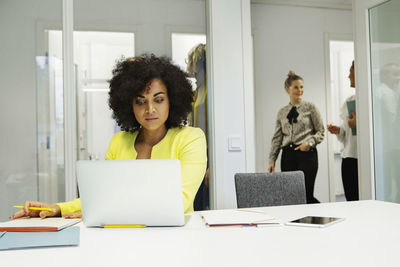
0;226;79;250
346;100;356;136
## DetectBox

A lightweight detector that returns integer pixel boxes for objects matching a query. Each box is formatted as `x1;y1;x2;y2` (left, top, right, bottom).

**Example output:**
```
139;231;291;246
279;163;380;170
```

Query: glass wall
370;0;400;202
171;33;208;209
72;0;208;209
71;31;134;161
0;0;208;221
0;0;63;221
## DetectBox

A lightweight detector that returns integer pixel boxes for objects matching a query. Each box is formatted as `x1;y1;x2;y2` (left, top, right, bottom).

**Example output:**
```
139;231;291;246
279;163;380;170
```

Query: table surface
2;200;400;267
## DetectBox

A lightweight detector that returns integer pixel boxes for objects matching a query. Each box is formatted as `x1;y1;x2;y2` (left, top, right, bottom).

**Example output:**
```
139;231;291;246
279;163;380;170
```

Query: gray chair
234;171;306;208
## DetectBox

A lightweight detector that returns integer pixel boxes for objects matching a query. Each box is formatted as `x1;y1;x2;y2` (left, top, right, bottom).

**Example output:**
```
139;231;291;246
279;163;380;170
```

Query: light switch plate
228;135;242;151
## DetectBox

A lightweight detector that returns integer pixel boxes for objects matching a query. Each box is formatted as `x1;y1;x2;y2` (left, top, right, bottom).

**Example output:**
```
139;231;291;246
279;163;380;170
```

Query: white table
2;200;400;267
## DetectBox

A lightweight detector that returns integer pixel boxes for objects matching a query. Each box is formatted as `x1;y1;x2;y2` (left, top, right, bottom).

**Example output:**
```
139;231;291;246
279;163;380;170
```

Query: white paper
200;209;281;226
0;218;81;230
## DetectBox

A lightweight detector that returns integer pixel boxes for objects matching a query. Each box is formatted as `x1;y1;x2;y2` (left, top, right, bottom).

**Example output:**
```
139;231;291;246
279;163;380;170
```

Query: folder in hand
346;100;356;136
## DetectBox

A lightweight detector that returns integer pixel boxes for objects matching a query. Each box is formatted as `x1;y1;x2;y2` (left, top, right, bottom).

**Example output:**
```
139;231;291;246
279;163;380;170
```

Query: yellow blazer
57;126;207;215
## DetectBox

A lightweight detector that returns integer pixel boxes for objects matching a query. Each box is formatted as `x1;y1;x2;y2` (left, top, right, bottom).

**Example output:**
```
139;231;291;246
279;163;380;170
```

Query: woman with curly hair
10;54;207;219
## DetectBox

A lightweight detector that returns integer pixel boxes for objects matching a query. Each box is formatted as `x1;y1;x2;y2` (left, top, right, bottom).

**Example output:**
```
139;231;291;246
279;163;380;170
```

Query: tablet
285;216;345;228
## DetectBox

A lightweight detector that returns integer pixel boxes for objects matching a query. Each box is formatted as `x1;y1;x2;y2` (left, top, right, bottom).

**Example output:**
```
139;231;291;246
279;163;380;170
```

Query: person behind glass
10;54;207;220
268;71;325;204
327;61;359;201
186;43;209;211
374;63;400;201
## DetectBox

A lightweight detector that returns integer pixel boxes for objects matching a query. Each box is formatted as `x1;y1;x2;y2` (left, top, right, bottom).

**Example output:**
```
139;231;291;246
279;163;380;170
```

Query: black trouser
341;157;359;201
281;144;320;204
194;179;209;211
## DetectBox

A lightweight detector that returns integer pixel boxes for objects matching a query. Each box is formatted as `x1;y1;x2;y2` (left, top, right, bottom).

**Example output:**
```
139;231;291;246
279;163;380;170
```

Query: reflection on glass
36;55;65;204
172;34;207;133
73;31;134;161
46;30;134;161
0;0;207;221
187;43;207;136
172;34;209;210
370;0;400;202
187;42;209;210
0;0;63;221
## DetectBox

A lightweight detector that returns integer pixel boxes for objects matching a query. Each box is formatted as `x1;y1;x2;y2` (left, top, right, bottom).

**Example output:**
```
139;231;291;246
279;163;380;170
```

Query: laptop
76;159;185;227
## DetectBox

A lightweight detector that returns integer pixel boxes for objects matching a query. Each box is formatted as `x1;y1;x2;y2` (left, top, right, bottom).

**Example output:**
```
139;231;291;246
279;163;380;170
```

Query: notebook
76;159;185;227
0;218;81;232
0;226;79;250
200;209;281;227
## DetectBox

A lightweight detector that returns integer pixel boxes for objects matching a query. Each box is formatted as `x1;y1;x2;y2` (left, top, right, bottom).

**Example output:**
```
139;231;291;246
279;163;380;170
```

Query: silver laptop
76;159;185;227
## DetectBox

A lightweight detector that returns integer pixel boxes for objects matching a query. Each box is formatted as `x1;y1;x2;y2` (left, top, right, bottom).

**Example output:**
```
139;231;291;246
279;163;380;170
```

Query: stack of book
0;218;81;250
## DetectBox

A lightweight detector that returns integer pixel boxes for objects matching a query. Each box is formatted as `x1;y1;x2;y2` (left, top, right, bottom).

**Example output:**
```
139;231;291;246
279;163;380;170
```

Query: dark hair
284;70;303;88
108;54;194;132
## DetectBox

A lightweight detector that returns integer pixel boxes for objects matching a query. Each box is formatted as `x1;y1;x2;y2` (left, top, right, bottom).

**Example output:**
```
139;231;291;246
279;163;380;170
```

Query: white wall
207;0;255;209
251;3;353;202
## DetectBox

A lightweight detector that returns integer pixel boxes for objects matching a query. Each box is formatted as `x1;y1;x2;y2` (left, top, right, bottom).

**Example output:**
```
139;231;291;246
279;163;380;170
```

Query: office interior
1;0;399;221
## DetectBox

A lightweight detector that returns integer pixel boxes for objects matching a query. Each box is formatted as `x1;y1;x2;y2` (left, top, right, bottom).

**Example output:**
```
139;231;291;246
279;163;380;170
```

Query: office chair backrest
234;171;306;208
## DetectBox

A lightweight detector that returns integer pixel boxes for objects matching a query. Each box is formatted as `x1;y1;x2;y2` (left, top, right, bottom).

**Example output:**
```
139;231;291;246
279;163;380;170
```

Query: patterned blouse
268;101;325;165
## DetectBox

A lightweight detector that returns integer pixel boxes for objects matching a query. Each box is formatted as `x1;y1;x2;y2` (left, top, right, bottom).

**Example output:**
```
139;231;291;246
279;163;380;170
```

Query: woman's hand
295;142;311;152
347;111;356;129
327;124;340;135
64;212;82;219
10;201;61;219
268;164;275;173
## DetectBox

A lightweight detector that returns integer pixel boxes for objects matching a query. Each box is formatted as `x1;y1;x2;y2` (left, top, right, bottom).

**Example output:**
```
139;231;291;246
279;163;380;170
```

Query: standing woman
268;71;325;203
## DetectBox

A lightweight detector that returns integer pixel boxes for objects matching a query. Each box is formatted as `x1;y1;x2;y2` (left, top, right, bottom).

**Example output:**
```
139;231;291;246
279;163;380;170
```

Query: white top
374;83;400;148
2;200;400;267
336;95;357;158
375;83;399;124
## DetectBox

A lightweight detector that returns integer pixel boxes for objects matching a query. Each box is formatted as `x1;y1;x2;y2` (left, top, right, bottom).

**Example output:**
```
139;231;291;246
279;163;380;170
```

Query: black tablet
285;216;345;228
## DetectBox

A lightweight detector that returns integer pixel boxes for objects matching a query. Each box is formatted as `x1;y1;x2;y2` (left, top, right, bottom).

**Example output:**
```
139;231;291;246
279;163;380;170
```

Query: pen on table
13;206;53;212
241;224;258;227
103;224;146;228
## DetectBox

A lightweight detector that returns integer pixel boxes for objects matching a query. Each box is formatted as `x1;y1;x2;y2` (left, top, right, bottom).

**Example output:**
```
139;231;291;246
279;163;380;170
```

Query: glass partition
0;0;63;221
370;0;400;202
36;55;66;204
0;0;208;222
73;0;208;209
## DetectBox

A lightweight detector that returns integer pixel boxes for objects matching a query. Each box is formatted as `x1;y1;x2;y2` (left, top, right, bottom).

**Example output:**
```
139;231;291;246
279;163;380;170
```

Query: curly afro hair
109;54;195;132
